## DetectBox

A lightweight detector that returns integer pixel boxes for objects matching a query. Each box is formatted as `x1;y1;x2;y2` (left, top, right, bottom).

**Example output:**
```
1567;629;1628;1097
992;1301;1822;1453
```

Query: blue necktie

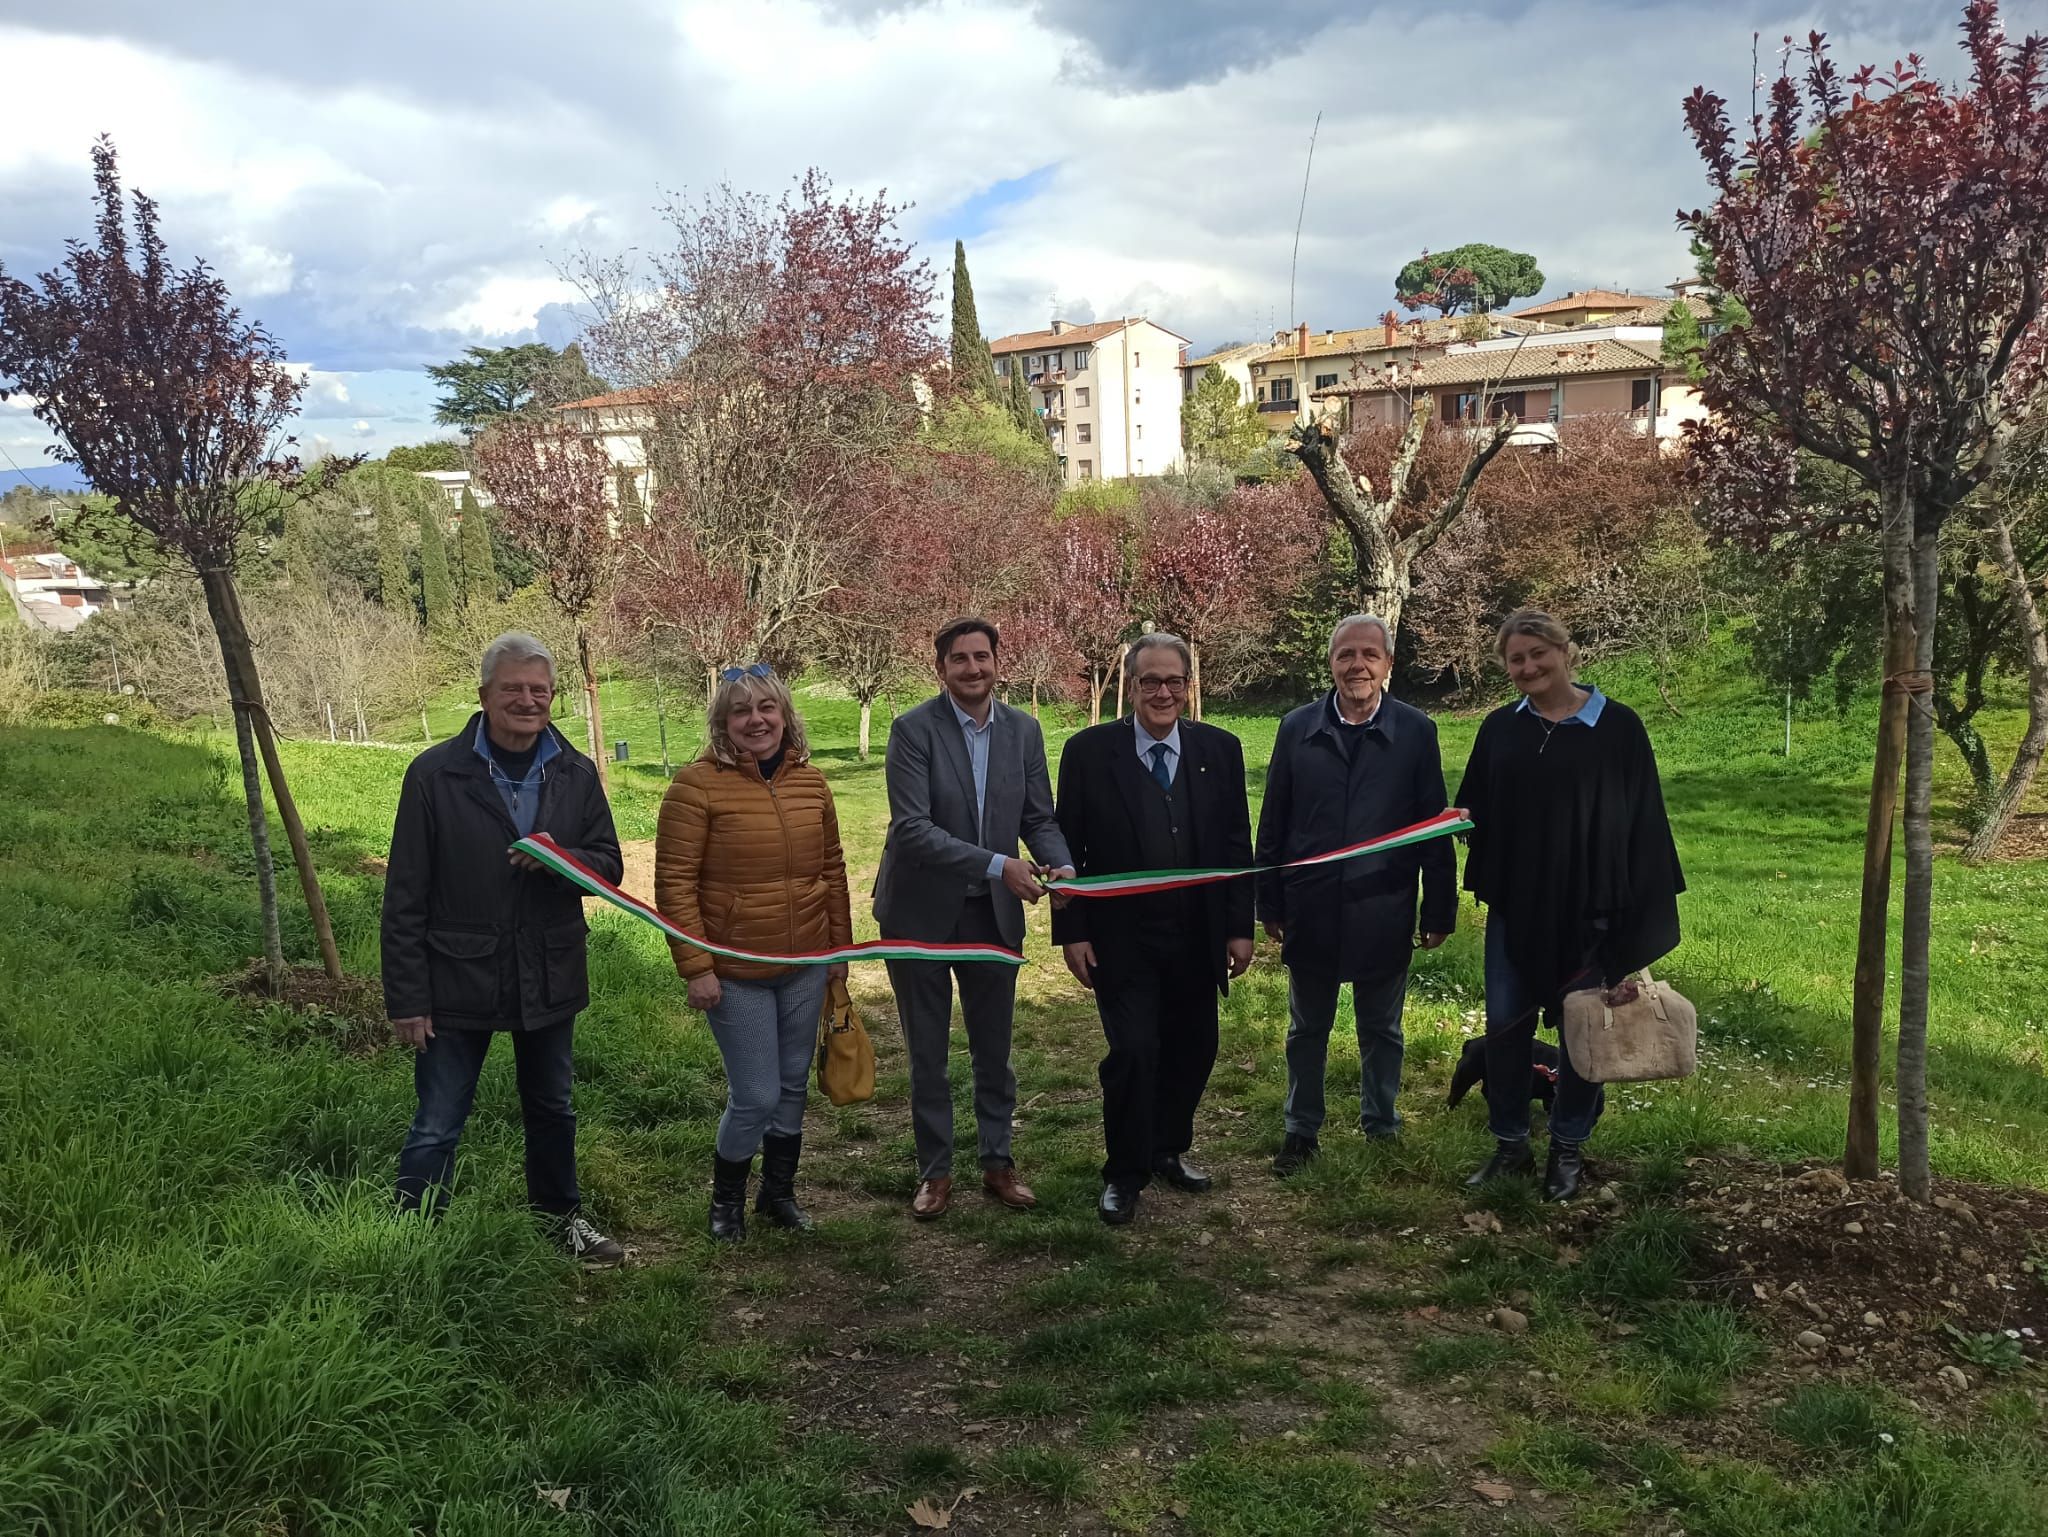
1148;741;1172;790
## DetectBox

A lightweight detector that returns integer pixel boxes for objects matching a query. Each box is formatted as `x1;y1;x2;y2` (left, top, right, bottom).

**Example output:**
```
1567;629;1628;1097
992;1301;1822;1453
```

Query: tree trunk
578;624;609;790
1897;520;1941;1203
232;683;286;995
1288;404;1510;644
1030;679;1040;718
1962;505;2048;864
1845;504;1915;1182
859;696;873;760
198;565;344;985
1089;664;1104;725
1112;647;1126;720
1930;691;1996;830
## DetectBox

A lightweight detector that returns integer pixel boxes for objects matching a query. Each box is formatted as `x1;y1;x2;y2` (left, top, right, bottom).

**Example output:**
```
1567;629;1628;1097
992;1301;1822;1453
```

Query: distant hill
0;465;89;494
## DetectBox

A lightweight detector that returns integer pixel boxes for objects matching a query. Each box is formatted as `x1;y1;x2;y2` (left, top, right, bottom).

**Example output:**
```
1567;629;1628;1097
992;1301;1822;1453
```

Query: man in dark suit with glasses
1051;632;1254;1224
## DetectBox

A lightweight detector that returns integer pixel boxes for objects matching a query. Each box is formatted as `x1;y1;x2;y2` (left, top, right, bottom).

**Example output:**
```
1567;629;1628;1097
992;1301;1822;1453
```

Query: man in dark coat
1255;614;1456;1176
382;631;625;1264
1052;633;1255;1225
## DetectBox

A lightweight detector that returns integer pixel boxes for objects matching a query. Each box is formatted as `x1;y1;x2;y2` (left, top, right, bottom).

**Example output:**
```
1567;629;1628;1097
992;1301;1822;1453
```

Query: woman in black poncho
1455;610;1684;1201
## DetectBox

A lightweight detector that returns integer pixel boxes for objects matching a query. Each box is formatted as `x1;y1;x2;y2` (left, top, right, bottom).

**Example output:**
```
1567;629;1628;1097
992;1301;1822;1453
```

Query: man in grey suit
875;617;1074;1220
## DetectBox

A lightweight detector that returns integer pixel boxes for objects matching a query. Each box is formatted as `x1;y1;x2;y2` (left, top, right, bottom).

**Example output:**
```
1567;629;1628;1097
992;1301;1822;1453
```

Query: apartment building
989;316;1189;482
1246;315;1557;431
1316;326;1706;450
1179;341;1268;405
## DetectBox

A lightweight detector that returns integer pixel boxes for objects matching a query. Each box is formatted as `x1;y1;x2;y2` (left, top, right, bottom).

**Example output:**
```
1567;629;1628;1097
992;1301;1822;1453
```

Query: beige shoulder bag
1560;967;1697;1084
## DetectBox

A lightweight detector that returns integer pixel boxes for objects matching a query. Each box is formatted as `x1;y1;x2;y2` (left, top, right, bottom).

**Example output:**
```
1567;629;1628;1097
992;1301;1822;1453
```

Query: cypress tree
456;486;497;604
373;476;413;619
950;241;1001;402
416;485;455;632
1006;351;1039;439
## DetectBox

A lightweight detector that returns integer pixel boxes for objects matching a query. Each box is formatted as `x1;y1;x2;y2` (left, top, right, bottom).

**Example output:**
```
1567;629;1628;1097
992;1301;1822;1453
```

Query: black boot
1271;1133;1320;1179
709;1153;751;1242
755;1132;813;1231
1544;1139;1586;1203
1465;1138;1536;1188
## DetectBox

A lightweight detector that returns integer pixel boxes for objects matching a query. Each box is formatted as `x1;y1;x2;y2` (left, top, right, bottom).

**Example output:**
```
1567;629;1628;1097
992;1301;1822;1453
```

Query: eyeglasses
720;663;776;683
1137;676;1189;696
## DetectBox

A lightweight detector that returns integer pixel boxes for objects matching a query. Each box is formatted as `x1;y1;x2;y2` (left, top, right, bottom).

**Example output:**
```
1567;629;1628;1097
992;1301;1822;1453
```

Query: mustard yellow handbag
816;978;875;1105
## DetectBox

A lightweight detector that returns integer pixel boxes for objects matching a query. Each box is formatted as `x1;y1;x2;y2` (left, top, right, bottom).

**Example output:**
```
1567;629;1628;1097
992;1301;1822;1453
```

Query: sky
0;0;1968;486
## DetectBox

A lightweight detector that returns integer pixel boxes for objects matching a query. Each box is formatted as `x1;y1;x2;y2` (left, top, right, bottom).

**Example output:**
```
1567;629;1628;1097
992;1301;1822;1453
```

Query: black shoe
1153;1154;1213;1193
1465;1138;1536;1188
1271;1133;1320;1179
709;1153;751;1242
1544;1139;1586;1203
1098;1182;1140;1225
754;1132;814;1231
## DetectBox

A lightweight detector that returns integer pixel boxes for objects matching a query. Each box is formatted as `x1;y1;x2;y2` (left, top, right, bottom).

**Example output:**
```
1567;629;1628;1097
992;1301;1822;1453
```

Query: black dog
1447;1035;1560;1112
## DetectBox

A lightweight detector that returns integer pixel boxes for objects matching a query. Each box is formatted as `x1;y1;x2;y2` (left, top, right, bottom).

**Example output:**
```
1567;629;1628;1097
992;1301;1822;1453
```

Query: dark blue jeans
1482;919;1603;1145
395;1020;580;1217
1283;967;1411;1139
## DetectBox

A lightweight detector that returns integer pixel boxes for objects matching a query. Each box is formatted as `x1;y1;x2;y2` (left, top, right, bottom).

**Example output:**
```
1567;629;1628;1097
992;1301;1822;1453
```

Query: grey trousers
705;969;828;1162
884;895;1018;1180
1283;966;1411;1139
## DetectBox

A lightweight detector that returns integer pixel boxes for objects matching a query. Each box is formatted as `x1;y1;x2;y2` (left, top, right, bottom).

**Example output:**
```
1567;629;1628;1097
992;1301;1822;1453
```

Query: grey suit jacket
873;692;1072;951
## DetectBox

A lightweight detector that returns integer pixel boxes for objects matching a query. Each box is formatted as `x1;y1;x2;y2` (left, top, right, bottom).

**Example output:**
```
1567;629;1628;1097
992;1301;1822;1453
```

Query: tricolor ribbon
512;832;1027;967
1039;809;1473;898
512;808;1472;967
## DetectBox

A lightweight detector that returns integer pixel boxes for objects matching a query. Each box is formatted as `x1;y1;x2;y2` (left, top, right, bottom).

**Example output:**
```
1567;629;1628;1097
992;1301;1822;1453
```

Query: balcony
1029;369;1067;386
1257;397;1299;414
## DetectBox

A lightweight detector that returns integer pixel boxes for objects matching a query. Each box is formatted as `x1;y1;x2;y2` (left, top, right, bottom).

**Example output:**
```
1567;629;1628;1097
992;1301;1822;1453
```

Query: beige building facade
990;316;1189;482
1246;315;1558;433
1321;328;1704;451
1179;341;1267;407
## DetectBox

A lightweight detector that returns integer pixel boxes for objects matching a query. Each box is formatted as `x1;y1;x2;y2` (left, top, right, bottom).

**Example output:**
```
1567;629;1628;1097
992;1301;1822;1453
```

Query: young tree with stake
0;138;346;993
1680;0;2048;1197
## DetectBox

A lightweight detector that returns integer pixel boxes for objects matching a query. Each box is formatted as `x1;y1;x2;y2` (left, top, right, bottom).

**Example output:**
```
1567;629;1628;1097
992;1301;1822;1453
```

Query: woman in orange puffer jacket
655;664;851;1241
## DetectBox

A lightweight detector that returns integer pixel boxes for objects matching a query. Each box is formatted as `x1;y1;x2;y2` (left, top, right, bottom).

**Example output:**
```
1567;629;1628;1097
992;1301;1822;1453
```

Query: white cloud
301;370;350;411
220;238;295;297
351;419;372;436
437;274;583;338
0;0;1963;379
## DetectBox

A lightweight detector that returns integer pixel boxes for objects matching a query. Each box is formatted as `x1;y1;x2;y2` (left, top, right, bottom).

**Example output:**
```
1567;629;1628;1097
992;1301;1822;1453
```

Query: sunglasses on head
719;662;776;683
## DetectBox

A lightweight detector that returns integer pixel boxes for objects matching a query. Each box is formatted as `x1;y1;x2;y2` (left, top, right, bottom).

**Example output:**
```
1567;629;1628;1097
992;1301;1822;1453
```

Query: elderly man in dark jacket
1256;614;1456;1177
383;631;625;1264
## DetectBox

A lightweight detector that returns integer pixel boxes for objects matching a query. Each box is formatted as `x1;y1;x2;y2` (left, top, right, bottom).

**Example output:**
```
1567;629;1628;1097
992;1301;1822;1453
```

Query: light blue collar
948;694;995;736
1516;685;1606;727
1134;715;1181;759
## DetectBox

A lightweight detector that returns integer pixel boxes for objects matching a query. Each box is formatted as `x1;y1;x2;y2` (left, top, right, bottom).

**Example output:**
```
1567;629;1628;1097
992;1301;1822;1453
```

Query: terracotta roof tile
1510;289;1667;319
1320;339;1666;396
552;386;670;412
987;317;1189;354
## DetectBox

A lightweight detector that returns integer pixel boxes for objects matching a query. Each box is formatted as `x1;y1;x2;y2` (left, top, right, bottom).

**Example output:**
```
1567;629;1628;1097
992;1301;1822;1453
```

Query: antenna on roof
1288;110;1322;328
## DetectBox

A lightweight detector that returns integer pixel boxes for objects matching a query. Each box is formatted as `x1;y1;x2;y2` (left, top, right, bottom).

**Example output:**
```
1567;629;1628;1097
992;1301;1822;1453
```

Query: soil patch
1990;812;2048;863
220;959;387;1052
1679;1157;2047;1384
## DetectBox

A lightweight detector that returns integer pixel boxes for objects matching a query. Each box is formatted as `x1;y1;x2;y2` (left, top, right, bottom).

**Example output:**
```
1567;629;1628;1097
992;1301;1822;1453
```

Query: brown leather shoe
981;1166;1037;1209
911;1177;953;1220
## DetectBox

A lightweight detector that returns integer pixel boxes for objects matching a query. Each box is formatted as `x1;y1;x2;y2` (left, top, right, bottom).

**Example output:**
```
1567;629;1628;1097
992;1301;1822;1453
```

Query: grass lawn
3;638;2045;1534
